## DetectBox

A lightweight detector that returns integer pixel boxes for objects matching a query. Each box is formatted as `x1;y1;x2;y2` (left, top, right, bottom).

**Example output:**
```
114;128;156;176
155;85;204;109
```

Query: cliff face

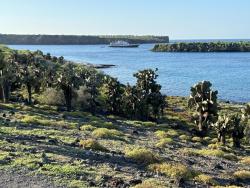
0;34;169;45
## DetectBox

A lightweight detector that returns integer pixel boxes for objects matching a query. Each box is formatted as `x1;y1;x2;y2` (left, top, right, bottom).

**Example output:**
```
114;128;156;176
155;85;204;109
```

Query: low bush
141;121;157;127
149;162;195;180
38;88;65;106
155;130;167;138
191;136;203;143
194;174;218;185
166;130;179;137
179;134;190;141
79;139;108;152
125;148;160;164
39;163;86;177
196;149;226;158
91;128;123;139
102;122;118;129
233;170;250;180
132;179;165;188
240;157;250;165
21;115;78;128
80;124;96;131
156;138;174;148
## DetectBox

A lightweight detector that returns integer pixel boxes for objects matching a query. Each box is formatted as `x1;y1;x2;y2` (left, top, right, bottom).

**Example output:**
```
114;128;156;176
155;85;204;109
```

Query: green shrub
38;88;65;106
179;148;199;156
102;122;118;129
80;124;96;131
149;163;195;180
191;136;203;143
166;130;179;137
79;139;108;152
21;115;77;128
132;179;165;188
125;148;160;164
12;154;42;170
194;174;218;185
91;128;123;139
240;157;250;165
233;170;250;180
155;130;167;138
156;138;174;148
39;163;86;177
179;134;190;141
196;149;225;158
141;121;157;127
208;143;221;149
210;138;218;144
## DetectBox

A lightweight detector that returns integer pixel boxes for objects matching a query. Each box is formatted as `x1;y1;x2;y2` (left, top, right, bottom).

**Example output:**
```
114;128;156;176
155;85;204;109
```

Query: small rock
101;175;111;181
132;130;139;135
173;107;184;112
2;113;6;118
113;164;121;171
214;163;224;170
129;179;142;186
9;110;15;115
48;139;58;144
88;181;96;187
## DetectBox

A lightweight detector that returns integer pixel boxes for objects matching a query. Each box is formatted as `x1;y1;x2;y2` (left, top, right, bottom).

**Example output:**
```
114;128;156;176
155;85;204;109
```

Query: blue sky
1;0;250;39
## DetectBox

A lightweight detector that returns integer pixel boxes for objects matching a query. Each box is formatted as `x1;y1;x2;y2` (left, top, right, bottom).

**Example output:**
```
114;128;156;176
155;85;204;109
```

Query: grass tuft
125;148;160;164
132;179;165;188
91;128;123;139
155;130;167;138
240;157;250;165
194;174;218;185
149;162;196;180
233;170;250;180
156;138;174;148
79;139;108;152
80;124;96;131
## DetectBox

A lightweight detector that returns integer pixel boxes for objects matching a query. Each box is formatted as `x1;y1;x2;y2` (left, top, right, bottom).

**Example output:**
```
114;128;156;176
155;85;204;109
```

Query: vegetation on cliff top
0;34;169;45
152;41;250;52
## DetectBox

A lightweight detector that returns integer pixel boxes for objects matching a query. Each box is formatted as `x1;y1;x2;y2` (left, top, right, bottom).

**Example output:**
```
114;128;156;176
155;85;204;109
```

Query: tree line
0;45;166;121
0;34;169;45
152;41;250;52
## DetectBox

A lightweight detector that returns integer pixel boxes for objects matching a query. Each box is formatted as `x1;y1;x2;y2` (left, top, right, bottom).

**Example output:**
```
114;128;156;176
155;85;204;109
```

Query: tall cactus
230;114;245;148
213;115;231;145
241;104;250;119
188;81;218;136
241;104;250;144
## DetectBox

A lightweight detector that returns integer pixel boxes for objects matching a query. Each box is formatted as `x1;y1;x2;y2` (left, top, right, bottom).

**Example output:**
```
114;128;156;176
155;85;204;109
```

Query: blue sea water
9;42;250;102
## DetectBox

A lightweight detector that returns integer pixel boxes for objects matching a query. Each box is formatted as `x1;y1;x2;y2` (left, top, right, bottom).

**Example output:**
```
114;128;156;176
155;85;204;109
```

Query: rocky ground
0;96;249;188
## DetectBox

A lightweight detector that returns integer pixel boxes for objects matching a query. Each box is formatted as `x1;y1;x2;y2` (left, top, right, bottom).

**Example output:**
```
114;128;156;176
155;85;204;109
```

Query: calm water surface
9;44;250;102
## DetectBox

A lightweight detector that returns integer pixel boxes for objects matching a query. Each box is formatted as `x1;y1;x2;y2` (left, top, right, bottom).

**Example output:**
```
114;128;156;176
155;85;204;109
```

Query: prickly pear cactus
212;115;231;145
188;81;218;135
241;104;250;144
229;114;245;148
241;104;250;119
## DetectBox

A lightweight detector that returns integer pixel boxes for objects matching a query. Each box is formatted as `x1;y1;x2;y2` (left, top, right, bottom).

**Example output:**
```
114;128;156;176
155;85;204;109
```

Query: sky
1;0;250;39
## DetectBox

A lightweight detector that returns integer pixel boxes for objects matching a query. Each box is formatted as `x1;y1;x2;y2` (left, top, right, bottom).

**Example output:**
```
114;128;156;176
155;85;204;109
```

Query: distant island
152;41;250;52
0;34;169;45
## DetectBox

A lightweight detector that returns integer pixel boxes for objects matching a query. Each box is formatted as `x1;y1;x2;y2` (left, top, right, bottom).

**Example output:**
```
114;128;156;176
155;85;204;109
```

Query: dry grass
79;139;108;152
148;162;195;180
233;170;250;180
125;148;160;164
194;174;218;185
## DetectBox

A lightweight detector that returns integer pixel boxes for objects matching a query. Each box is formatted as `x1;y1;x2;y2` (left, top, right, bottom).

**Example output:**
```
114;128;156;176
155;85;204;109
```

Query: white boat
109;40;139;48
